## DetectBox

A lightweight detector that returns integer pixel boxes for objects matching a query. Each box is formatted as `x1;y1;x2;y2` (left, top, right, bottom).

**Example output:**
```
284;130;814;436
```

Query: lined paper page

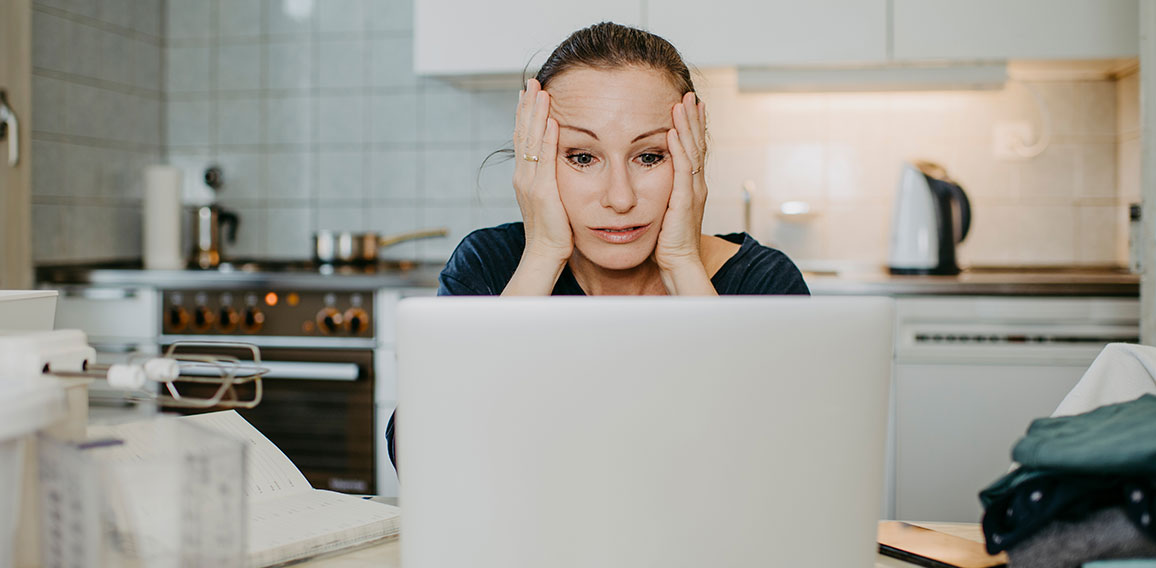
181;410;313;500
248;490;401;567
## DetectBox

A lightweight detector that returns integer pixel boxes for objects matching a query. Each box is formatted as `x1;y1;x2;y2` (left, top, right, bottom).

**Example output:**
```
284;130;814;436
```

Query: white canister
142;166;184;270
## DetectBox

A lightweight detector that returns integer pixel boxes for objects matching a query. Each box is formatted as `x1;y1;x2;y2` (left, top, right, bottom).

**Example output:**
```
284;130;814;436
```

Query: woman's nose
600;163;637;213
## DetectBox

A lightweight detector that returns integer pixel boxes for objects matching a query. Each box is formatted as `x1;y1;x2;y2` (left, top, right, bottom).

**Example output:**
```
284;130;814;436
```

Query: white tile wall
30;0;1139;267
29;0;164;263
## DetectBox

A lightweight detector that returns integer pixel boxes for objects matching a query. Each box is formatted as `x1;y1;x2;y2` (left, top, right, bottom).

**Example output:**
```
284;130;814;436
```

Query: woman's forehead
547;67;682;137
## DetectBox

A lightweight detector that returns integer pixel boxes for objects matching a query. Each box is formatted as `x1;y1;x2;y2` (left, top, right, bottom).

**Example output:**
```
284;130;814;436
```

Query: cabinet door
414;1;643;75
647;0;888;68
892;0;1138;61
894;363;1085;523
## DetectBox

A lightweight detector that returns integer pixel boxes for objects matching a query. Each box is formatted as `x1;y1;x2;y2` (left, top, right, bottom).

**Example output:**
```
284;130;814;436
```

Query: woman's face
546;66;682;271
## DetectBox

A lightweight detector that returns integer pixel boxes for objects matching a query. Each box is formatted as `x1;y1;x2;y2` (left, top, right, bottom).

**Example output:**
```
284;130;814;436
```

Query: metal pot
313;228;448;264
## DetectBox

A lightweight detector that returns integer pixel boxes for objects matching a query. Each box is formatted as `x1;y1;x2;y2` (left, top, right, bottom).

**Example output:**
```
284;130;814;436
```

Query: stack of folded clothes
981;394;1156;568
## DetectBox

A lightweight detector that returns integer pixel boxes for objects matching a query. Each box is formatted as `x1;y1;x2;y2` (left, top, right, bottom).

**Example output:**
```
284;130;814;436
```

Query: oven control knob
317;308;343;335
344;308;370;335
191;306;215;332
167;306;190;332
242;307;265;333
218;306;240;333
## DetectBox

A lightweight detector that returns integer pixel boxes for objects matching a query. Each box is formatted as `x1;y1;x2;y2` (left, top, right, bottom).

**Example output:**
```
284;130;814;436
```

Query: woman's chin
574;241;656;271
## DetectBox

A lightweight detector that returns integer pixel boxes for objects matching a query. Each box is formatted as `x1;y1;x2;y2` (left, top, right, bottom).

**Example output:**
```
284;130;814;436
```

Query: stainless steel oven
40;260;443;498
161;288;383;495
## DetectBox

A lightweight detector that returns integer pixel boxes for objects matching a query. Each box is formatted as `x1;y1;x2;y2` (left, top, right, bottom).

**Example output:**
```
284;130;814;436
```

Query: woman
439;22;809;297
388;23;808;475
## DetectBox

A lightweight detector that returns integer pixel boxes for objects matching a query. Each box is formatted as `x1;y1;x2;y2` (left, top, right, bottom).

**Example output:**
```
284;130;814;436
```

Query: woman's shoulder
710;232;810;295
438;222;526;295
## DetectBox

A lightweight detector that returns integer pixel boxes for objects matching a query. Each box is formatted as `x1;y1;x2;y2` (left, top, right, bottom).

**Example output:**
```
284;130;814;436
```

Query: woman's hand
503;79;572;296
513;79;572;264
655;92;716;295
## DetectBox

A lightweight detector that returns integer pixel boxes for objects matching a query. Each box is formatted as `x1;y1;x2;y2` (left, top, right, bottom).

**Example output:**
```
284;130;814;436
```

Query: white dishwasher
891;296;1140;523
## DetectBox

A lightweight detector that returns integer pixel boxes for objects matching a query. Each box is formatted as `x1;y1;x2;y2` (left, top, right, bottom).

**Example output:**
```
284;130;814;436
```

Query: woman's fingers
514;79;541;151
540;118;559;177
667;127;692;205
680;92;705;164
522;90;550;164
671;102;699;174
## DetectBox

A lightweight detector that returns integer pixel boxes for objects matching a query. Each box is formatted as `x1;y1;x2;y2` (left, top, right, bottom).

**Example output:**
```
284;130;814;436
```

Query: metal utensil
312;228;449;264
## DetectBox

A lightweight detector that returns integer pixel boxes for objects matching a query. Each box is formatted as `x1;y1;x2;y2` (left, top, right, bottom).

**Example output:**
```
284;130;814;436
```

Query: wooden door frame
1143;3;1156;345
0;0;32;290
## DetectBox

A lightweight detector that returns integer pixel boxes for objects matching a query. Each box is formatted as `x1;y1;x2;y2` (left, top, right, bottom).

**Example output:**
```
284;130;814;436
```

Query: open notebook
87;410;401;567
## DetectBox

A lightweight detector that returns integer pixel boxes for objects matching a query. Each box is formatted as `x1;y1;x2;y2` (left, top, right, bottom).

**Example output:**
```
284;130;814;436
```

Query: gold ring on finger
690;166;702;175
522;153;540;162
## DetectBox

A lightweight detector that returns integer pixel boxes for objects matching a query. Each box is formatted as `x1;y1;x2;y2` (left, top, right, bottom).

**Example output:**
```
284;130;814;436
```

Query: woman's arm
502;252;569;296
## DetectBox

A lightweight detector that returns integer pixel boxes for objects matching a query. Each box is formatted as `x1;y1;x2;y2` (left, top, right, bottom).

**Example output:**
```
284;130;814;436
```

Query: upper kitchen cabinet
647;0;888;67
892;0;1139;61
413;1;644;75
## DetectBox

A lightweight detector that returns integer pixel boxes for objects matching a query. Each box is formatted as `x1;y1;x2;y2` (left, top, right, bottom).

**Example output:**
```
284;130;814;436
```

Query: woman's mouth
590;224;650;244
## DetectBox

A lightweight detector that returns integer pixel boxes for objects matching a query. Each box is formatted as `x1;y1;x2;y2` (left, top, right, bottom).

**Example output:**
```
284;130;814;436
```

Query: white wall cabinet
413;1;644;75
892;0;1139;61
646;0;888;67
416;0;1137;76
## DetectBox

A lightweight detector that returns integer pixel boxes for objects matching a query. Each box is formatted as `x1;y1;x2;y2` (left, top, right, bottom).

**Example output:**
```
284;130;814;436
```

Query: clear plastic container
0;376;65;568
37;417;247;568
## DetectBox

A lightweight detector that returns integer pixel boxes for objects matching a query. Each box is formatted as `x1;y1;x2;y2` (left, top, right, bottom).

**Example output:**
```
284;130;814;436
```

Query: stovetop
37;259;446;291
211;258;423;275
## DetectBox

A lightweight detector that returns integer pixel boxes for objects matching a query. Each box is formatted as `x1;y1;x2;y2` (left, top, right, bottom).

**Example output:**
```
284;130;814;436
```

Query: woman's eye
566;153;596;167
638;153;666;167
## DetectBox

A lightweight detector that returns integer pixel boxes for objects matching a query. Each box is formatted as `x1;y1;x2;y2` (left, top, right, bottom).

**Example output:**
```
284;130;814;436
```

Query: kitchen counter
296;520;988;567
804;266;1139;296
36;261;445;290
37;263;1140;296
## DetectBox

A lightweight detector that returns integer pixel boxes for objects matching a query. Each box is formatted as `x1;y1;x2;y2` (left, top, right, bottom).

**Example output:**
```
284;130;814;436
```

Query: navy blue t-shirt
437;222;810;296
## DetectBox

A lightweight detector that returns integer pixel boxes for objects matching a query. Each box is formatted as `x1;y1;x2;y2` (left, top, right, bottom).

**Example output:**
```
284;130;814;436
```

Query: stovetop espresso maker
192;166;240;269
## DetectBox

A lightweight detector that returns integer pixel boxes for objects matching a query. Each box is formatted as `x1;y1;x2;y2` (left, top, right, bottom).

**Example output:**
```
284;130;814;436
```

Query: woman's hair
478;22;699;193
533;22;696;96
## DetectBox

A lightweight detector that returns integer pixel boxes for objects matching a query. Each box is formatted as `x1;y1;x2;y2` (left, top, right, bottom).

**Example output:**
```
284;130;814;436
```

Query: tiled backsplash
163;0;519;262
30;0;1140;268
29;0;163;263
699;69;1138;267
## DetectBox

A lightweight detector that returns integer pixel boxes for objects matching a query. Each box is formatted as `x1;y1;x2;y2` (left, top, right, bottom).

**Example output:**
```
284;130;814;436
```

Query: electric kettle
888;161;971;275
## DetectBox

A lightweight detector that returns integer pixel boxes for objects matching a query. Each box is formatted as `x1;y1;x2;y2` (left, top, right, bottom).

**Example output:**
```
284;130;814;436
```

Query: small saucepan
313;228;449;265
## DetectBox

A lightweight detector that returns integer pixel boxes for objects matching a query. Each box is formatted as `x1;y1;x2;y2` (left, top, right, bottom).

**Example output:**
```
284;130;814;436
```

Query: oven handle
181;360;360;381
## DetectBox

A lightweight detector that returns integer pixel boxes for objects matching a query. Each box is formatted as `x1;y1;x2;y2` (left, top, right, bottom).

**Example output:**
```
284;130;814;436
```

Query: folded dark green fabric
1012;394;1156;476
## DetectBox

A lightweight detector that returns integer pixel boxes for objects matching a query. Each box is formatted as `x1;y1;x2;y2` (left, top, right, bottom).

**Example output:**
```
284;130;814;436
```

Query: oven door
169;345;377;495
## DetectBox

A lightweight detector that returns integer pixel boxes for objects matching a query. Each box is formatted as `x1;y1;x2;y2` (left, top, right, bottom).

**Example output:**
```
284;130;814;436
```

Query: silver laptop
397;296;893;567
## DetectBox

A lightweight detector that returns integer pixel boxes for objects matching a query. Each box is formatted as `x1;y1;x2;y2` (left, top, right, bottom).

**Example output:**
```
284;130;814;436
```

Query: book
87;410;401;567
877;521;1006;568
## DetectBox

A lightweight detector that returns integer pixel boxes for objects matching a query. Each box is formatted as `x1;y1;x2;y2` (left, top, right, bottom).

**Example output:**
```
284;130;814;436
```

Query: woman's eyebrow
559;124;599;140
557;125;669;143
631;128;668;143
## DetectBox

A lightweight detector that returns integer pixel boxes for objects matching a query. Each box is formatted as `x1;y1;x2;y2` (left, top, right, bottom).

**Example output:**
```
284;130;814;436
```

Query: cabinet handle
0;90;19;167
60;287;139;300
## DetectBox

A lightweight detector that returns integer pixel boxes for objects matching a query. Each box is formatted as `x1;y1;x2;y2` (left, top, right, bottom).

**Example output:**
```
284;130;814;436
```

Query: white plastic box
0;291;58;331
